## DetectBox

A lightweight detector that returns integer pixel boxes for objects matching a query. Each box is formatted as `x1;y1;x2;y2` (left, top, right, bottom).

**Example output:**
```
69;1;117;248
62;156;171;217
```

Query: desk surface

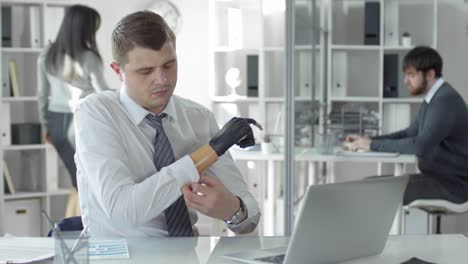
84;234;466;263
231;149;416;163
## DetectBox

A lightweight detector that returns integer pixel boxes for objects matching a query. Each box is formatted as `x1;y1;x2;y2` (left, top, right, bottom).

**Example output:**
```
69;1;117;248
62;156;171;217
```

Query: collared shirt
424;78;444;103
74;89;260;237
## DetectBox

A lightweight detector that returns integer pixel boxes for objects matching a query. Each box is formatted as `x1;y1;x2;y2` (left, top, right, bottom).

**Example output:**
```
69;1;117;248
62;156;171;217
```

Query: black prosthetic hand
209;117;262;156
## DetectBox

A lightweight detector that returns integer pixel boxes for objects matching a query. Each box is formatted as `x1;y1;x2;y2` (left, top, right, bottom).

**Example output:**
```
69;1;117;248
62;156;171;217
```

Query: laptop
223;176;409;264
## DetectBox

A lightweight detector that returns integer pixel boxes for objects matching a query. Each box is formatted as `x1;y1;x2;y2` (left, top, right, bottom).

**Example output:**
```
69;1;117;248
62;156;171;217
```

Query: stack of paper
0;236;130;263
88;239;130;260
0;237;54;263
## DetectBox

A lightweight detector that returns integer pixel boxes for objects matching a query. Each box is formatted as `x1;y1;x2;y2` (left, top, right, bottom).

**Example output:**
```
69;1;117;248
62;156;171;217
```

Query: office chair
403;199;468;234
47;216;84;237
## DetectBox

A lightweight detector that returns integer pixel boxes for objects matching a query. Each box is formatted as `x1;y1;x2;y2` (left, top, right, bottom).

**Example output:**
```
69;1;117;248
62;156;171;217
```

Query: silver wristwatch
225;197;247;225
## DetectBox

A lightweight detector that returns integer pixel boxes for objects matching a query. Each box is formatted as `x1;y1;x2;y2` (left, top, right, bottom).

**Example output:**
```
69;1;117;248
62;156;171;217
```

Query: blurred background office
1;0;467;237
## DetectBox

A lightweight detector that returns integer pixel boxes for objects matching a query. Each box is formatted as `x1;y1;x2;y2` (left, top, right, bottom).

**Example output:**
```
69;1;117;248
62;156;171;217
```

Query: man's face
403;66;428;96
111;41;177;114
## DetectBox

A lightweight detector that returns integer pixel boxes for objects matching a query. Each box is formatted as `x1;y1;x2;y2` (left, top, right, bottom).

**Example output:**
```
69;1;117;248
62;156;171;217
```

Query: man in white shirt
74;11;261;237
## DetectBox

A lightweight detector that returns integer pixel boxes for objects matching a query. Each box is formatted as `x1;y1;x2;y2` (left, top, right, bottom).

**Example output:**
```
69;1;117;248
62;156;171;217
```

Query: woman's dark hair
45;5;101;80
403;46;443;78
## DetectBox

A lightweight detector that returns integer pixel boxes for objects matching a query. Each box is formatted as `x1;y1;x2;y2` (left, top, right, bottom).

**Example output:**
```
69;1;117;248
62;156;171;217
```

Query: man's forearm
371;137;424;154
372;129;408;140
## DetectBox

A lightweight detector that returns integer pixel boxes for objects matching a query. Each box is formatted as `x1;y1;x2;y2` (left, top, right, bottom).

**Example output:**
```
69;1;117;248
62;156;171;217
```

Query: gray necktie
146;113;194;237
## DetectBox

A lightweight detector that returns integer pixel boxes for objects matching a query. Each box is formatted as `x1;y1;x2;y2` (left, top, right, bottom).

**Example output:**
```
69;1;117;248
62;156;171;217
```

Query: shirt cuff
172;155;199;189
370;139;381;152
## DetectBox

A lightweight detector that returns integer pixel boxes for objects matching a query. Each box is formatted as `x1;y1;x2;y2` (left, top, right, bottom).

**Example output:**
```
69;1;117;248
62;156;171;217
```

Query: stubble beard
409;76;428;96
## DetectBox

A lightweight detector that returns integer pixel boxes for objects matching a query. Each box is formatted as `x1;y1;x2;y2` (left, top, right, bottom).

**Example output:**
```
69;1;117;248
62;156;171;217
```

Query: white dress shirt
74;89;260;237
424;78;444;103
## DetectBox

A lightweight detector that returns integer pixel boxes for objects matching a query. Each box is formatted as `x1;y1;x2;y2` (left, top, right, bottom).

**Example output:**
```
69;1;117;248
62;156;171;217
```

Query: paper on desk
88;239;130;260
0;236;54;263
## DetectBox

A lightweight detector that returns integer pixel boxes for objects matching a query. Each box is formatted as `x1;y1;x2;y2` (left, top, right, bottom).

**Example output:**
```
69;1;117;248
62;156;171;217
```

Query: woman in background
37;5;110;215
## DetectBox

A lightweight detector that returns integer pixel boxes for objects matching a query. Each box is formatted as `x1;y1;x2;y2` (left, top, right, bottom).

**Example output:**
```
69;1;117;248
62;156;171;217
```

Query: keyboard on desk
336;151;400;158
254;254;286;264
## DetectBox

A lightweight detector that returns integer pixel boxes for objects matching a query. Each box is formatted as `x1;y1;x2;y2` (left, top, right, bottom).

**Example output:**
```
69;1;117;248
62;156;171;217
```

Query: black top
371;82;468;184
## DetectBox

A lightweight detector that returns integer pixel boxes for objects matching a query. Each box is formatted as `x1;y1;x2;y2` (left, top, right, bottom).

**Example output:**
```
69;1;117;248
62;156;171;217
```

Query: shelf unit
209;0;323;236
323;0;436;187
209;0;442;235
209;0;323;145
0;0;74;237
327;0;438;139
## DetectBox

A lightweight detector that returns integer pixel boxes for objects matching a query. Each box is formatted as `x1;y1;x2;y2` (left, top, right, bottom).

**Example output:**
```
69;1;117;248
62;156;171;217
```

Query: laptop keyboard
254;254;286;264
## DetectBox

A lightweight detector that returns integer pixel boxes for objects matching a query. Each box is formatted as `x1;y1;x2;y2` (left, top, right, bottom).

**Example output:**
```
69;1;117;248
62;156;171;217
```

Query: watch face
150;0;181;33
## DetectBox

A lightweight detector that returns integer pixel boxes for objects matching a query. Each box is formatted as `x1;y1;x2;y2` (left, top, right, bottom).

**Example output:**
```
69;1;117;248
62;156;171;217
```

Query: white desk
9;235;467;263
231;149;417;235
95;234;467;263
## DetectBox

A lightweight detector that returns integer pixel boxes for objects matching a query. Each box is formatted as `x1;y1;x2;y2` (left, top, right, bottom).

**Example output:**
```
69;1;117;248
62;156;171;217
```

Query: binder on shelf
28;6;41;48
384;0;399;46
10;6;25;47
9;60;20;97
332;51;348;97
297;51;313;98
1;6;12;47
247;55;259;97
0;103;12;146
364;2;380;45
383;54;399;98
45;6;66;44
2;57;11;97
11;123;42;145
3;160;15;194
46;146;59;191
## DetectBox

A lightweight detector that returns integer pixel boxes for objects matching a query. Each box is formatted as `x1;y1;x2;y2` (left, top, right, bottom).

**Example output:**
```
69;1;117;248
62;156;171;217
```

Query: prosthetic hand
209;117;260;156
191;117;262;173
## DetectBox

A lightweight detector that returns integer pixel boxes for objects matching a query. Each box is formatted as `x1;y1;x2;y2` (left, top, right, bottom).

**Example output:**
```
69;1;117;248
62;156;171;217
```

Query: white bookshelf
2;96;38;102
327;0;438;138
330;45;381;51
3;144;47;151
4;192;47;201
323;0;436;199
0;0;73;237
0;47;42;53
209;0;323;236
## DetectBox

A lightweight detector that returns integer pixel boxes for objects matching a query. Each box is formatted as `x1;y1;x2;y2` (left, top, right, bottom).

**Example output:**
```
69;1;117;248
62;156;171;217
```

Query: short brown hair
403;46;443;78
111;11;176;64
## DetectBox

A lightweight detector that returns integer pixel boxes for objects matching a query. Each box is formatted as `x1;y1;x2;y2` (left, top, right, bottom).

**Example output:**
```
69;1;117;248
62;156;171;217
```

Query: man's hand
209;117;261;156
182;175;240;221
345;134;361;143
44;131;52;144
343;134;371;152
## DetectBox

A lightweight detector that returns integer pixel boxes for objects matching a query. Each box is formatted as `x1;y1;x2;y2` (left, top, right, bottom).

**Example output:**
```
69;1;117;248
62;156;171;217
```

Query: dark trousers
46;111;77;189
366;173;468;205
403;173;468;205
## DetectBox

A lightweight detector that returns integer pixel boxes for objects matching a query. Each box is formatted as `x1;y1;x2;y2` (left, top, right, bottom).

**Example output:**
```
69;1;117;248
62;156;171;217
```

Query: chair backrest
47;216;83;237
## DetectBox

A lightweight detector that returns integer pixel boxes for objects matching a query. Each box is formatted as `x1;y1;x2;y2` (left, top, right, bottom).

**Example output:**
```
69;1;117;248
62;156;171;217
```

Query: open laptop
223;176;408;264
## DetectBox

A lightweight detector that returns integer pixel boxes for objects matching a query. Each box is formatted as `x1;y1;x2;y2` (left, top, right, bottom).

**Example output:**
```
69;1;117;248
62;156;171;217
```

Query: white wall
438;0;468;102
78;0;211;108
437;0;468;235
